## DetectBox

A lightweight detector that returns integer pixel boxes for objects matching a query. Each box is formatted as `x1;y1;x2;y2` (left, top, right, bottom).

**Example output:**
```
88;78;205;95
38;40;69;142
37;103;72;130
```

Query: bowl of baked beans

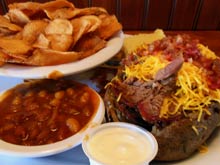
0;79;105;157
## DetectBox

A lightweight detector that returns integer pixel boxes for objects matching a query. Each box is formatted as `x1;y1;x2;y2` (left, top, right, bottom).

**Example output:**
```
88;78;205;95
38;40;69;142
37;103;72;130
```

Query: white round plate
0;31;124;79
0;89;105;158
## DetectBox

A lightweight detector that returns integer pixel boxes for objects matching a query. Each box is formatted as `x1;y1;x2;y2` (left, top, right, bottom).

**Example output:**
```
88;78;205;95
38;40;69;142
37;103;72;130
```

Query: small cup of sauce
82;122;158;165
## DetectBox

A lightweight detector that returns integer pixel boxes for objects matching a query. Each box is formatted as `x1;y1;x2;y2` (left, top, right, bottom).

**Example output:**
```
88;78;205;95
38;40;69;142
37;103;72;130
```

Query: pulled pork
110;56;184;124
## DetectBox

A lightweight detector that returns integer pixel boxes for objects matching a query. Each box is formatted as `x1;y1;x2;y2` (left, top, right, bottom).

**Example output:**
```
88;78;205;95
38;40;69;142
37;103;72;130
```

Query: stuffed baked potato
104;33;220;161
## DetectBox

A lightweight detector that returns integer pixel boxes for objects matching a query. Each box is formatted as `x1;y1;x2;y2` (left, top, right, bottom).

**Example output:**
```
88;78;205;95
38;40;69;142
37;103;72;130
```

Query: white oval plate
0;31;124;79
0;89;105;158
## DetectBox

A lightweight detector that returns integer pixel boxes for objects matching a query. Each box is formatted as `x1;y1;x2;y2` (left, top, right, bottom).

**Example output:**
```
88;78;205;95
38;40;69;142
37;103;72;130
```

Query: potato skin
152;103;220;161
104;88;220;161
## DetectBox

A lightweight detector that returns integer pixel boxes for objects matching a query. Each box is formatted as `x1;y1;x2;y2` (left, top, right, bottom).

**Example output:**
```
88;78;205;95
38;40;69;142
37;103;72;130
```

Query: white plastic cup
82;122;158;165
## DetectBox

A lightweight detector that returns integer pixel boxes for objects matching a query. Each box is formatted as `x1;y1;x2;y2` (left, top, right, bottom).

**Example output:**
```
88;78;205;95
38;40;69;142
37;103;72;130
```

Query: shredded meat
137;77;177;123
112;53;184;124
111;74;178;124
155;56;184;81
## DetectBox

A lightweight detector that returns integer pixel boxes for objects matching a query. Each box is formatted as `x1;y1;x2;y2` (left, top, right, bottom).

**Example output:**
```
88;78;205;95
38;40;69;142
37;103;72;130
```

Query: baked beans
0;79;99;146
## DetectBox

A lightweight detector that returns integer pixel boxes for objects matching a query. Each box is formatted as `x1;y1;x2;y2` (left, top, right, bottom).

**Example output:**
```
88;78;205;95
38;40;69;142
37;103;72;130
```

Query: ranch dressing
82;122;158;165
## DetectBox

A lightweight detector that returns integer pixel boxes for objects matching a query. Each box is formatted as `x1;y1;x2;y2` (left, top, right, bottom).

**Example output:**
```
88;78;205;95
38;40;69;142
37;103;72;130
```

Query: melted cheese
123;29;165;54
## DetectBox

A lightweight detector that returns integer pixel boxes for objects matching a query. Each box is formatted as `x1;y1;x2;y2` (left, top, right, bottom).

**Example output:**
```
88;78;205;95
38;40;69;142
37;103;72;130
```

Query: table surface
0;31;220;165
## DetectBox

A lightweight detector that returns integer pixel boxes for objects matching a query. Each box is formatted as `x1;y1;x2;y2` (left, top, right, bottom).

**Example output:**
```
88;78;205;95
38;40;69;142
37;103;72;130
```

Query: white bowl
0;91;105;158
82;122;158;165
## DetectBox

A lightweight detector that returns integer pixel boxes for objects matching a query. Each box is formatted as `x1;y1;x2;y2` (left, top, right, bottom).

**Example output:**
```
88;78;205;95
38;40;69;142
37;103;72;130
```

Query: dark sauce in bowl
0;79;100;146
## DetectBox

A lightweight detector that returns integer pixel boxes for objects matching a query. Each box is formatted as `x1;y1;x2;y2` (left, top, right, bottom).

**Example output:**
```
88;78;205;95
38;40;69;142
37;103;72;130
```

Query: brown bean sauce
0;79;100;146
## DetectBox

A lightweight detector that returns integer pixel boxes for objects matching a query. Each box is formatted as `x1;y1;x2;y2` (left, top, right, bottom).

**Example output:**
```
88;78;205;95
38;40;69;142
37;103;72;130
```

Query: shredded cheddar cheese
117;92;122;102
192;125;199;135
197;44;217;59
160;62;219;121
124;55;168;81
122;48;220;122
192;124;208;135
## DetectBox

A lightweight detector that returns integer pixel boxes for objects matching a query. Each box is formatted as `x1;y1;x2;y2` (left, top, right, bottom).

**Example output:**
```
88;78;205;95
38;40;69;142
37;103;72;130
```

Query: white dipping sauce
85;124;156;165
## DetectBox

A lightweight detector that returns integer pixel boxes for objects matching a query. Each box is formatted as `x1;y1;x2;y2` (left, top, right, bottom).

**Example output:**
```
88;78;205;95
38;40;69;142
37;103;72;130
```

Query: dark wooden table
125;31;220;56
